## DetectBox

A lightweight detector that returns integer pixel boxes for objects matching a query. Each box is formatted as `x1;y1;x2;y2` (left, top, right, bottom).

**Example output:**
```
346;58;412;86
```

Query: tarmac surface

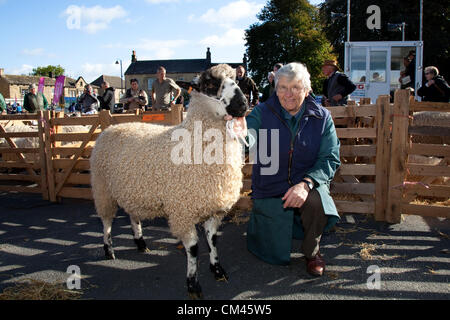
0;192;449;300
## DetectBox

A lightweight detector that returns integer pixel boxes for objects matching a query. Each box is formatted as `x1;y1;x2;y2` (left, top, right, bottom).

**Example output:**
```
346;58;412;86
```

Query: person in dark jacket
98;81;116;113
321;60;356;106
23;84;48;113
236;65;259;107
228;62;340;277
78;84;99;114
417;66;450;102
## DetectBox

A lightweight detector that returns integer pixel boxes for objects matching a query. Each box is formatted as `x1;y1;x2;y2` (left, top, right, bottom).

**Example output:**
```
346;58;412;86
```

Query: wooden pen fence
0;93;448;223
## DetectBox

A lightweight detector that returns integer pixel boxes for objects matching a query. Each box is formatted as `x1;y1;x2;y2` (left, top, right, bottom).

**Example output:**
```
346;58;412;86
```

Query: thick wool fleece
90;92;244;239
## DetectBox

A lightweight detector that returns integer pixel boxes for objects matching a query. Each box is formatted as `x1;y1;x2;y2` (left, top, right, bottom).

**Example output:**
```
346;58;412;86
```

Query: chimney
206;47;211;65
243;53;248;70
0;68;4;77
131;50;137;63
49;71;55;78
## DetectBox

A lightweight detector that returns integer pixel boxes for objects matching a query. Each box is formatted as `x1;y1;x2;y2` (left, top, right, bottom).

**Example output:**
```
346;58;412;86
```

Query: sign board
351;83;366;98
143;114;165;122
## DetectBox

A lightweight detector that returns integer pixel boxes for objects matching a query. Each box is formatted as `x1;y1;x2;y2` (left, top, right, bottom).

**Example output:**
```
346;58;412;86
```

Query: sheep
0;124;91;162
411;111;450;145
90;64;248;299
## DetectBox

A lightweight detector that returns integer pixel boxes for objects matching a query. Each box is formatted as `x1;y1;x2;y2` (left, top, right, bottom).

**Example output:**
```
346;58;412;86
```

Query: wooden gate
45;106;184;202
0;112;48;198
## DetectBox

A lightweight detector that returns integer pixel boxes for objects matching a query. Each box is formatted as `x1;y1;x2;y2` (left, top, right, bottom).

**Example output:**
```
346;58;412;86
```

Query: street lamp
115;59;123;94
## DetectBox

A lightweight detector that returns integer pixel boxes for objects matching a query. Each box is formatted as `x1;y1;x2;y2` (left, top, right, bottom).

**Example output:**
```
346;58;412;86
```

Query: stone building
0;68;95;104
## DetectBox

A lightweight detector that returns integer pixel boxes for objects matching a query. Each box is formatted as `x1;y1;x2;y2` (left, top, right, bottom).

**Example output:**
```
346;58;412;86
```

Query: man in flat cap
23;83;48;113
321;60;356;106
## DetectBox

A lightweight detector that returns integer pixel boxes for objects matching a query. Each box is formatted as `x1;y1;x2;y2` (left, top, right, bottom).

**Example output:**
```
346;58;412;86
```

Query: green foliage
320;0;450;81
245;0;335;94
31;65;65;77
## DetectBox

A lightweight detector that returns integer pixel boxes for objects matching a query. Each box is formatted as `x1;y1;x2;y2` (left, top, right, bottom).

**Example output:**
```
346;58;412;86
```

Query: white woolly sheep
90;64;248;299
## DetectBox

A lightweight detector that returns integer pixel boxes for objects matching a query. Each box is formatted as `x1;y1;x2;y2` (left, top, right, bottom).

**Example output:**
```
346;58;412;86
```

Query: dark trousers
295;189;328;259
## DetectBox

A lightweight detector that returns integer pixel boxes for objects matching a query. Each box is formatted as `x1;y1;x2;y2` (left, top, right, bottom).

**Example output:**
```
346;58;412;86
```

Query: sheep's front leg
102;217;115;260
130;215;150;253
204;216;228;282
181;230;202;300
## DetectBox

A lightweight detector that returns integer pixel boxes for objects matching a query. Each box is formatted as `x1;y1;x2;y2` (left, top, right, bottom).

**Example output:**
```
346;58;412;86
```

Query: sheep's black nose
226;88;248;117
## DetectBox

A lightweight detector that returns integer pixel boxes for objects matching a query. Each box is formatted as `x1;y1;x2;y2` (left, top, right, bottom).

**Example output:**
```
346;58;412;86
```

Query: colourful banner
38;77;45;93
53;75;65;105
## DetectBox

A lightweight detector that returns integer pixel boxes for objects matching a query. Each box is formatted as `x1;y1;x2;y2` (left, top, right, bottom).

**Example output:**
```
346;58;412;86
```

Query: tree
244;0;335;93
31;65;65;77
320;0;450;81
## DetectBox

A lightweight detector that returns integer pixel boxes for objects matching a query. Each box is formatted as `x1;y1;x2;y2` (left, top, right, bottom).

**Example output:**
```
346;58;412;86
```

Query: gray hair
29;83;37;90
275;62;311;93
424;66;439;76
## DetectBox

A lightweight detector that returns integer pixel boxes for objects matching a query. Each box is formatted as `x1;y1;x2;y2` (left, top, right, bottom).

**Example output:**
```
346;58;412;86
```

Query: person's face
322;65;335;77
131;81;139;90
276;77;308;115
101;83;107;90
236;67;245;79
30;87;37;95
425;70;434;81
157;69;166;81
268;74;274;83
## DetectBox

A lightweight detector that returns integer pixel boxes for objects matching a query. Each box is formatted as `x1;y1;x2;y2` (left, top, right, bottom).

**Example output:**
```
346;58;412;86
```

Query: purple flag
53;75;65;105
38;77;45;93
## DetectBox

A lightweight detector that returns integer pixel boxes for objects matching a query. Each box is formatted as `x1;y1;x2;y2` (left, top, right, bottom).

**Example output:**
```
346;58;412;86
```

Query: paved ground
0;192;448;300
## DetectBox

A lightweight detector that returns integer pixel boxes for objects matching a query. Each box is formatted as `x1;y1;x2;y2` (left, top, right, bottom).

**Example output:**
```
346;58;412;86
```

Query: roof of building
90;75;124;89
125;59;211;76
0;74;80;88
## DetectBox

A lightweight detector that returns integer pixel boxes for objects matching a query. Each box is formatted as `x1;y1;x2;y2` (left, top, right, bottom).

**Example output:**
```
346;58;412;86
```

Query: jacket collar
265;92;324;120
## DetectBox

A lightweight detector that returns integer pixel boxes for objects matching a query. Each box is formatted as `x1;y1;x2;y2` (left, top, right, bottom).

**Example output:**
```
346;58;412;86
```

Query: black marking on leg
134;237;150;253
210;263;228;282
212;234;218;247
187;277;203;300
104;244;115;260
189;244;198;258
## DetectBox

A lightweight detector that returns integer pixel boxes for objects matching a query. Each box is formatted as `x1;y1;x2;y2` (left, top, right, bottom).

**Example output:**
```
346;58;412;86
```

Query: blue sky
0;0;323;82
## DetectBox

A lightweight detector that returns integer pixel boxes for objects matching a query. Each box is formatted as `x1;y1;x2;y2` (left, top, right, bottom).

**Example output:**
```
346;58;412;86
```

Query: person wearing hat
23;83;48;113
321;59;356;106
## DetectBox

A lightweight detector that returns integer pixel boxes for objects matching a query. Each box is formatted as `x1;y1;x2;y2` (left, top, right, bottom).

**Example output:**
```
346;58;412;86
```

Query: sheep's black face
219;78;249;118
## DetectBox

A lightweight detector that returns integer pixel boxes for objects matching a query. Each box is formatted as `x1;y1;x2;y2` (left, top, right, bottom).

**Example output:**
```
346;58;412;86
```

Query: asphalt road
0;192;449;300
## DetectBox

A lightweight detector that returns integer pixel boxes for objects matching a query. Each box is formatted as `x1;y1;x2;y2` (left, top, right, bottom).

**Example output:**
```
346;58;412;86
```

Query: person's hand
224;115;247;137
332;94;343;102
282;182;310;209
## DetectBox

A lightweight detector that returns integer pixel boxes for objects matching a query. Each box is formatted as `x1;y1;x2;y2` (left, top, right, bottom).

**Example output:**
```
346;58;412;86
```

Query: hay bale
0;279;82;300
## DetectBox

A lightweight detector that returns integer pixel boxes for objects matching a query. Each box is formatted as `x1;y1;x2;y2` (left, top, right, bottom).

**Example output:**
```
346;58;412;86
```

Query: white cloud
62;5;127;34
200;28;245;47
10;64;34;75
22;48;45;56
194;1;263;28
78;61;131;83
145;0;179;3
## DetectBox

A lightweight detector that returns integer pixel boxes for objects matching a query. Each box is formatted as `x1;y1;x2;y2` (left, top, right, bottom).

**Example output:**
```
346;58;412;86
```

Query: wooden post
375;95;391;222
171;104;183;125
386;90;410;223
37;111;49;200
99;110;112;131
43;111;56;202
54;112;64;159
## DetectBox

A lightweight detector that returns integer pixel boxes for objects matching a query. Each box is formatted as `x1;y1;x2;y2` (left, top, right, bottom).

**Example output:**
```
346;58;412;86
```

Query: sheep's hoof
104;244;116;260
134;237;150;253
187;278;203;300
210;263;228;282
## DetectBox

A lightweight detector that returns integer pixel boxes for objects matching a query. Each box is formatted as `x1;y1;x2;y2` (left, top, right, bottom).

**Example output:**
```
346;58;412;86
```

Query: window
147;78;155;91
369;51;387;83
350;48;366;83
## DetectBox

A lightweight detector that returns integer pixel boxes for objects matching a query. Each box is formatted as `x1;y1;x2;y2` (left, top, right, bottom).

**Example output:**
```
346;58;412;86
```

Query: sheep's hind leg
204;216;228;282
130;215;150;253
102;217;115;260
181;230;202;300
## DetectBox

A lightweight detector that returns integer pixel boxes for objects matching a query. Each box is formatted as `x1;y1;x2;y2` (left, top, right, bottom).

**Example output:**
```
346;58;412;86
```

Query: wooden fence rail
1;94;448;223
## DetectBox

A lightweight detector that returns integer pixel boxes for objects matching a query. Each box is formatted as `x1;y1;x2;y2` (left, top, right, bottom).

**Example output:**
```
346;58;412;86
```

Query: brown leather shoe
305;253;325;277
